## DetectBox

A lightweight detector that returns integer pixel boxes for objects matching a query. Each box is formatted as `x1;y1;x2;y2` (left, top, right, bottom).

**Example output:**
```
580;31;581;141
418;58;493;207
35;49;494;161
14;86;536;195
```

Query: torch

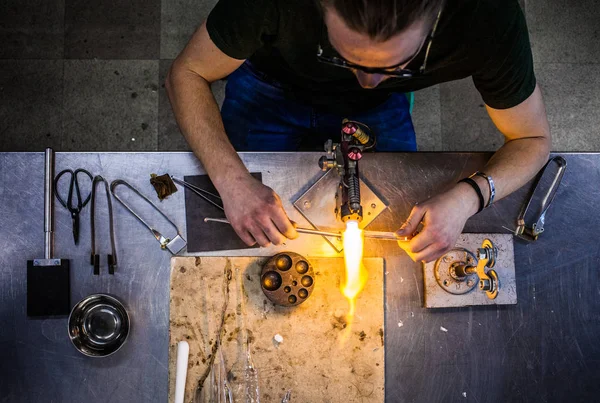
319;119;374;316
318;119;374;223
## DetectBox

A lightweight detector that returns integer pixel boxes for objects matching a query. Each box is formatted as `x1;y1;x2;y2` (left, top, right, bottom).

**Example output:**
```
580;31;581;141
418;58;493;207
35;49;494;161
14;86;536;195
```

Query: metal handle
534;156;567;234
516;156;567;239
91;176;118;273
110;179;185;250
44;148;54;259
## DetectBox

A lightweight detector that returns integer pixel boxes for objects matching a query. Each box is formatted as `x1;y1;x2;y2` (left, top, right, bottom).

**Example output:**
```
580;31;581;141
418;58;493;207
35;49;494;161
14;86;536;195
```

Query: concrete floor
1;0;599;152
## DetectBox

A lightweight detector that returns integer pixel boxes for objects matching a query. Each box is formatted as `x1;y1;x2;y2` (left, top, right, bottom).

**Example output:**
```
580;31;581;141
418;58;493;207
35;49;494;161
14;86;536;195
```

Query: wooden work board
169;256;384;403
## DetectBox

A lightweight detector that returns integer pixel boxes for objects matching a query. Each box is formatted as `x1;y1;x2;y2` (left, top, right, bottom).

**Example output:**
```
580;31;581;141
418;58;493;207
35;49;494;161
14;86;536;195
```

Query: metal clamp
515;156;567;241
110;179;187;255
90;176;117;275
475;239;499;300
434;239;499;300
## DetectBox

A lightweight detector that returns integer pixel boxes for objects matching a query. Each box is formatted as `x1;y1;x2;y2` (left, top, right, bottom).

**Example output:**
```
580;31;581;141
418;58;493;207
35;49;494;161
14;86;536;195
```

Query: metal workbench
1;152;599;403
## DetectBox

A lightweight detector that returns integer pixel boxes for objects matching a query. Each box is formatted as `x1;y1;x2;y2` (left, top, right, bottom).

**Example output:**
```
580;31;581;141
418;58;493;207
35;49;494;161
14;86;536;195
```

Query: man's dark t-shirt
206;0;535;115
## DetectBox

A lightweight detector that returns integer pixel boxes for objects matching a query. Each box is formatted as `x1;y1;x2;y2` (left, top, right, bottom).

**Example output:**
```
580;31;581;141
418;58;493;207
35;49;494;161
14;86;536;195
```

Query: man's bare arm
475;84;551;203
166;22;297;246
398;84;551;262
166;23;244;182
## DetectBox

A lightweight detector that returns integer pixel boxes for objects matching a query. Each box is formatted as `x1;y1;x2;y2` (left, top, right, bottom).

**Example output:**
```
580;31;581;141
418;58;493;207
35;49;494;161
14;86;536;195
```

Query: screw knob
318;156;334;171
348;147;362;161
342;121;357;135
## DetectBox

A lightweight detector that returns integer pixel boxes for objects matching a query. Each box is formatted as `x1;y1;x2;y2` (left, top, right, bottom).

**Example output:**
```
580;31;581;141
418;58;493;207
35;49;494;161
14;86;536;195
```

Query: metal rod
359;230;410;241
171;177;224;212
44;148;54;259
170;177;221;199
203;217;410;241
203;217;340;237
296;227;342;238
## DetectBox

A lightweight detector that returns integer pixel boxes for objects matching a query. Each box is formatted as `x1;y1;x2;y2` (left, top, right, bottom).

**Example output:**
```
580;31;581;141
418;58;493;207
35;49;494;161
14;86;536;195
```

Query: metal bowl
68;294;130;357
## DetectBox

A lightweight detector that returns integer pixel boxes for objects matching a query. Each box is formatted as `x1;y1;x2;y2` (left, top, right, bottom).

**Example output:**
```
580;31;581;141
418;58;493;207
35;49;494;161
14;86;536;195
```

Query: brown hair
320;0;444;41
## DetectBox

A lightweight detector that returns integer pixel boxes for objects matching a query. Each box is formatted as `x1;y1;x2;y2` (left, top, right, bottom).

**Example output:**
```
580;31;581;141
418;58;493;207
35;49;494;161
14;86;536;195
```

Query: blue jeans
221;62;416;152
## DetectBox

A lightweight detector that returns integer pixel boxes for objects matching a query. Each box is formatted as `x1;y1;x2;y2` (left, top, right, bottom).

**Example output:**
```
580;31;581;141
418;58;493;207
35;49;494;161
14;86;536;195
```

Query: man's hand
397;85;551;263
219;174;298;247
396;183;479;263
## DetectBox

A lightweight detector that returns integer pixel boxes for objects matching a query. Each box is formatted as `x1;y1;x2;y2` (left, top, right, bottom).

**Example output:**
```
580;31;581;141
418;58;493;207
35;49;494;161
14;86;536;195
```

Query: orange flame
341;220;367;318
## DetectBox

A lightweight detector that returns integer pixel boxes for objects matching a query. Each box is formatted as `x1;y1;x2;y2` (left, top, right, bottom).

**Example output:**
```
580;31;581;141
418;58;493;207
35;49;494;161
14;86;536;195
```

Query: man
166;0;551;262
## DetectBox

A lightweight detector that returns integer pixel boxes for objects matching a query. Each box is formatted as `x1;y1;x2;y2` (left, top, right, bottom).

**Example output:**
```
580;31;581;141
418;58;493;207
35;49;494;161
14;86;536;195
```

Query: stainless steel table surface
1;152;599;403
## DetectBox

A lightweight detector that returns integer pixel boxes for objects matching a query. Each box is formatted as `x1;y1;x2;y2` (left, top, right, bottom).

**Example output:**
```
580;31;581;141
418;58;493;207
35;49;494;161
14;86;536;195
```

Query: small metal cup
68;294;130;357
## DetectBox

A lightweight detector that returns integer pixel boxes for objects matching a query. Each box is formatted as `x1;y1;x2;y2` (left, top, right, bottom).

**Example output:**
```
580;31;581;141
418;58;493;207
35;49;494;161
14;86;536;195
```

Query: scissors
54;168;93;245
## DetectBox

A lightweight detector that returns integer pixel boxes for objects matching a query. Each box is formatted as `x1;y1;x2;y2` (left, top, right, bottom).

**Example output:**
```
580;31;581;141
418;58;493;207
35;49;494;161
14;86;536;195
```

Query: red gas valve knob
348;147;362;161
342;122;358;135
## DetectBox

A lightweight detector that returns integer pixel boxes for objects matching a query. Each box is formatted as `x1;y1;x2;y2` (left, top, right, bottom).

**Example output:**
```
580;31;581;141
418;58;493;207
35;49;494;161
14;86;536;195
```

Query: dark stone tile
528;0;600;64
412;85;442;151
0;0;65;59
537;63;600;151
0;60;63;151
160;0;219;59
440;78;504;152
158;59;226;151
64;0;160;59
63;60;158;151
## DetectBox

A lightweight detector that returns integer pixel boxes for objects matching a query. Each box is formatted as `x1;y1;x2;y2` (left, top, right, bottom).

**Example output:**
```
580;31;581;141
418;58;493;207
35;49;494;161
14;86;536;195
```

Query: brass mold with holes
261;252;315;307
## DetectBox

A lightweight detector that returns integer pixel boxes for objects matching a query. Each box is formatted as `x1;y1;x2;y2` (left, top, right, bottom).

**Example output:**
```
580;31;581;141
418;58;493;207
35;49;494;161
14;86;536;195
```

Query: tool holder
110;179;187;255
27;148;72;317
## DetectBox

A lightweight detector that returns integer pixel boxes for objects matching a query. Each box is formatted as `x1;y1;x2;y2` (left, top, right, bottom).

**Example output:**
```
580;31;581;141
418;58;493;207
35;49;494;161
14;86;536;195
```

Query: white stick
174;340;190;403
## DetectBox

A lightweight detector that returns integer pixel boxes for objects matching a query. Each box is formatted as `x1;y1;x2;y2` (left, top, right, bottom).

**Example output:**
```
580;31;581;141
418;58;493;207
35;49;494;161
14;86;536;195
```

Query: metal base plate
434;248;478;295
293;170;388;252
423;233;517;308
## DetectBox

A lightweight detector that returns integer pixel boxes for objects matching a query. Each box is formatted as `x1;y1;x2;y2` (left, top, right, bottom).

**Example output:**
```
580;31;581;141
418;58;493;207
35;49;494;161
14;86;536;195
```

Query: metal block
293;170;388;252
166;234;187;255
423;233;516;308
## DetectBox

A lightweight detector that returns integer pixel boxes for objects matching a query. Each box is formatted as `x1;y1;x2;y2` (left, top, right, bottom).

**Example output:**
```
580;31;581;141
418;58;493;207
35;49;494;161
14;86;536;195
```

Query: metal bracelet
471;171;495;207
459;177;485;213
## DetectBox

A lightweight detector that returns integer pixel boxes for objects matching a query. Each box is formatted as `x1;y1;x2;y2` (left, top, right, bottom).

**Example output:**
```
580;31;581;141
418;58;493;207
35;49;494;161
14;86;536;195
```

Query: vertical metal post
44;148;54;259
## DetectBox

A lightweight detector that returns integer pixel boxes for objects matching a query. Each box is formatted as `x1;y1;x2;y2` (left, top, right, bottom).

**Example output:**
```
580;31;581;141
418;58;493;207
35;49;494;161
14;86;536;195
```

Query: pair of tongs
90;176;117;274
170;176;224;211
511;156;567;241
110;179;187;254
